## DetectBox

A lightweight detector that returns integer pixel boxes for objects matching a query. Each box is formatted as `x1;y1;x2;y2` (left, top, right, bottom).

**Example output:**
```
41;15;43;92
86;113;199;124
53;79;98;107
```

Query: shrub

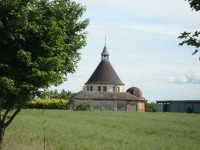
28;99;69;110
186;107;193;113
73;100;93;111
145;101;156;112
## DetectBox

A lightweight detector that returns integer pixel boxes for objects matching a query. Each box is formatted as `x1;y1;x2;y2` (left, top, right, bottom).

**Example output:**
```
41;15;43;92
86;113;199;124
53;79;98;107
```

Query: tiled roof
85;60;124;85
72;91;145;101
126;87;143;99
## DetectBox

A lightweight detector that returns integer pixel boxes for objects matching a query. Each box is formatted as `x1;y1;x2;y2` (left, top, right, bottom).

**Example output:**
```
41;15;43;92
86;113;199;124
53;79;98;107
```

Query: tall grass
2;110;200;150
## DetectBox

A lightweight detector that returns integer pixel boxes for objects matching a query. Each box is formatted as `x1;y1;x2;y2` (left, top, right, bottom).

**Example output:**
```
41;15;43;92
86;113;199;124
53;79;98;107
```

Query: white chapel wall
84;84;124;92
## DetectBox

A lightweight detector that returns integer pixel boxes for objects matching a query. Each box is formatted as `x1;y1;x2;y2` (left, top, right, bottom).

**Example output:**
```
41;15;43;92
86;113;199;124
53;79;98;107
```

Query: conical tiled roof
86;43;124;85
85;60;124;85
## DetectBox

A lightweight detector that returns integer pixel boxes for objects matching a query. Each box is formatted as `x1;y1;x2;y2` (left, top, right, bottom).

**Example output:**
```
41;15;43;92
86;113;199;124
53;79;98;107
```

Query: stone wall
137;101;145;112
74;99;144;112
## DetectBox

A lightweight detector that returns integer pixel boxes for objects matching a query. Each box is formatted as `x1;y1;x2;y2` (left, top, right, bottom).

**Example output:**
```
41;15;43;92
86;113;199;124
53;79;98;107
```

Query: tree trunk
0;108;21;145
0;127;5;145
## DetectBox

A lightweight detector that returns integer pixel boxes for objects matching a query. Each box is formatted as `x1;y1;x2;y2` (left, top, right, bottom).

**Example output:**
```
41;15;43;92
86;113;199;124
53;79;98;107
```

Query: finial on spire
105;36;106;46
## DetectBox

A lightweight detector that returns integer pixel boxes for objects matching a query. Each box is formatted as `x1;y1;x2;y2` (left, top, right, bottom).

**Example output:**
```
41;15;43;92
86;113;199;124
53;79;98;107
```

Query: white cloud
165;70;200;84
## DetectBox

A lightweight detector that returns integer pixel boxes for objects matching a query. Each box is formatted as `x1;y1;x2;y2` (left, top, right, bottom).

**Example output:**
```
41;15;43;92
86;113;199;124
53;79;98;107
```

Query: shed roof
156;100;200;103
85;60;124;85
72;91;144;101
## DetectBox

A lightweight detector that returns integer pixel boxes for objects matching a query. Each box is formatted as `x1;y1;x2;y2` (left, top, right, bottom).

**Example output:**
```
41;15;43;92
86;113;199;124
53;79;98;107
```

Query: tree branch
1;109;10;125
0;95;6;122
4;108;21;128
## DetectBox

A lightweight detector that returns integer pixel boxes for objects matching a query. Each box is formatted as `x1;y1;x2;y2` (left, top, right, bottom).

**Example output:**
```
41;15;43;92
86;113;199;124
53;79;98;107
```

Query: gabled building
72;43;145;112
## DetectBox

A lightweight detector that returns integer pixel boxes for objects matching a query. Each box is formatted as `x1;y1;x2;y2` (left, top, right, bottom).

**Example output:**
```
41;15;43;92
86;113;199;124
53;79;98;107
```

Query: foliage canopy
38;89;74;100
145;101;156;112
0;0;89;143
0;0;88;109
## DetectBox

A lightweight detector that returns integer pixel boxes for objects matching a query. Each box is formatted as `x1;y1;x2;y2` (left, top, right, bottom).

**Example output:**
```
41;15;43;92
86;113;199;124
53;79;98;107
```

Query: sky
51;0;200;102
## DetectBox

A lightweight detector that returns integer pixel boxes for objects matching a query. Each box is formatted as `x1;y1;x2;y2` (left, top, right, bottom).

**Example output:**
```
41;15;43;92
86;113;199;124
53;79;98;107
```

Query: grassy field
2;109;200;150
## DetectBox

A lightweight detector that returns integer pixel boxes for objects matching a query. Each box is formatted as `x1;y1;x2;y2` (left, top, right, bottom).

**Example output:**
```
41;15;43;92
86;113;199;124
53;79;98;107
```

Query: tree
0;0;89;144
145;101;156;112
38;89;74;99
178;0;200;60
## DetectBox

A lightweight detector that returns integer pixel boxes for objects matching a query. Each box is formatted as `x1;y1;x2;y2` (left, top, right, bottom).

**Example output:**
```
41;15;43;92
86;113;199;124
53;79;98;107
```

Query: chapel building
84;43;124;93
72;43;145;112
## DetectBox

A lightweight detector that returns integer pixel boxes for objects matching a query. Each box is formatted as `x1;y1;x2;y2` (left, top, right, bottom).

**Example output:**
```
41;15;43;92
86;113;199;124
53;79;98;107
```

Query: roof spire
105;36;106;46
101;37;109;61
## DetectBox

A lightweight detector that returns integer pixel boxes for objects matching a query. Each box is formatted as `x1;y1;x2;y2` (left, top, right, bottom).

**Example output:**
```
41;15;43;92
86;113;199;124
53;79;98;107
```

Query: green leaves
178;31;200;48
193;31;200;37
178;1;200;60
178;0;200;60
16;49;32;65
0;0;89;110
0;77;16;95
178;31;191;39
178;31;200;61
187;0;200;11
178;0;200;61
0;77;17;109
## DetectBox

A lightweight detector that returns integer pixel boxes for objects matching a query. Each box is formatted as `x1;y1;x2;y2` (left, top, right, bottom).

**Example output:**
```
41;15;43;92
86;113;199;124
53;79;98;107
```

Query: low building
73;90;145;112
156;100;200;113
72;43;145;112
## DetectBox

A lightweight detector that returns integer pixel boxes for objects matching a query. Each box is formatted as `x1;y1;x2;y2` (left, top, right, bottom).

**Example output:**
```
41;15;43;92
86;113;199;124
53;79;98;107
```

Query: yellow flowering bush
28;99;69;110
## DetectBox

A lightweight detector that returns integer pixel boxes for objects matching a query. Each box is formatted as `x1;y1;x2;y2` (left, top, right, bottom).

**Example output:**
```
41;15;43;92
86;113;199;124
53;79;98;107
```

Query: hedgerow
27;99;69;110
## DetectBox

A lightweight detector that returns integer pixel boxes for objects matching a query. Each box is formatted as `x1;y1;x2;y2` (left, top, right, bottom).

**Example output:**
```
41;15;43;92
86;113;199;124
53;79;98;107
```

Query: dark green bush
73;100;93;111
186;107;193;113
145;101;156;112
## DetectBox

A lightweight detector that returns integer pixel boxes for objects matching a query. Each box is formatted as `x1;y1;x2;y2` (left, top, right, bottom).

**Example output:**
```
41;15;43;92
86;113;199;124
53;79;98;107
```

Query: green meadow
2;110;200;150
